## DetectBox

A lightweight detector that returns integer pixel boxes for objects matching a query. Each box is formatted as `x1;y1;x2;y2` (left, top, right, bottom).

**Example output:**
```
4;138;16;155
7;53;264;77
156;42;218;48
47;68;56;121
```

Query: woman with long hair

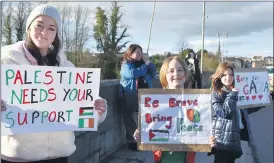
118;44;156;151
209;62;243;163
208;61;263;163
1;4;108;163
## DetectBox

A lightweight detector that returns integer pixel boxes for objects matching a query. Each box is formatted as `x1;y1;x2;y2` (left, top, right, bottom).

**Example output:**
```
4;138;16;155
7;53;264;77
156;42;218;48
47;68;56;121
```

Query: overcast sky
53;1;273;57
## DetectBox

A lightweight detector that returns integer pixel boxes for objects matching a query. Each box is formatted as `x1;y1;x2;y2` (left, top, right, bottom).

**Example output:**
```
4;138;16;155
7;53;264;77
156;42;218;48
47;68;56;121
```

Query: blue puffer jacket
118;60;156;97
211;87;242;157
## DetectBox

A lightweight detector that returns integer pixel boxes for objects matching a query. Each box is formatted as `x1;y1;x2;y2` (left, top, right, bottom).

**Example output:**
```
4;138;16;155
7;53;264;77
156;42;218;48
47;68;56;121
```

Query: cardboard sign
138;89;212;152
1;65;101;136
234;68;272;109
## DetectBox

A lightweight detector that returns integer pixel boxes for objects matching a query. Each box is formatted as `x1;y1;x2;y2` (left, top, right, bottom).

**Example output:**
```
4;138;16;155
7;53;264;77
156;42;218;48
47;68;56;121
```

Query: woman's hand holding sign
133;129;140;141
1;99;7;111
94;98;107;115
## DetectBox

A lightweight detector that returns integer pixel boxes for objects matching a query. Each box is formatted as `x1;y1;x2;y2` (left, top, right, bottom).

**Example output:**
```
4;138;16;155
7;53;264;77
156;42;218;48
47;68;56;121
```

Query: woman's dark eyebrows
37;21;56;27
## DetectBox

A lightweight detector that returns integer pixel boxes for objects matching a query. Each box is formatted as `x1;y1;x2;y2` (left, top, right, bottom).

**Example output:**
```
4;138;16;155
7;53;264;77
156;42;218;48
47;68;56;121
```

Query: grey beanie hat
26;4;61;35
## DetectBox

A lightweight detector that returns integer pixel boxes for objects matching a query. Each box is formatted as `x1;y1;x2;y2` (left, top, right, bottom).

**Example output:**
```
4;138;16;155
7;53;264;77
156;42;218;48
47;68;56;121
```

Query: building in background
264;56;274;66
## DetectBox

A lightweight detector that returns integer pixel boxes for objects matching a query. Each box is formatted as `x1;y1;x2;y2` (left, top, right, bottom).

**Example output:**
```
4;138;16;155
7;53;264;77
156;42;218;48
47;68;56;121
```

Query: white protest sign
234;68;272;109
138;89;212;152
1;64;101;136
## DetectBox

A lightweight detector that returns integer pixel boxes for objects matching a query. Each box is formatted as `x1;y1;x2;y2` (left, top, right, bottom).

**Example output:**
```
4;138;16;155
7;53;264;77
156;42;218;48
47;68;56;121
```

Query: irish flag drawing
78;118;94;128
79;107;93;116
149;130;169;142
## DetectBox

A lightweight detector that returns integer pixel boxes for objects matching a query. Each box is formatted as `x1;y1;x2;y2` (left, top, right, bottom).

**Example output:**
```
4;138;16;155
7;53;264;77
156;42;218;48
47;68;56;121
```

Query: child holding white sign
134;56;216;163
1;4;108;163
209;61;264;163
209;62;265;163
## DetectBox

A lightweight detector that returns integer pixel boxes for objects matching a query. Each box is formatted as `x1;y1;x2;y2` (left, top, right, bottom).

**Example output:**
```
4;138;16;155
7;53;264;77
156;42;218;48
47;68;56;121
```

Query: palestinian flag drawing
79;107;93;116
78;118;94;128
149;130;169;142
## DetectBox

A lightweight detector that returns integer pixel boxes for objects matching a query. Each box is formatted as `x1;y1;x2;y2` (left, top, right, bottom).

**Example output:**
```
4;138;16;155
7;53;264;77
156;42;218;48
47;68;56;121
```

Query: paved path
248;104;273;163
105;143;254;163
105;104;273;163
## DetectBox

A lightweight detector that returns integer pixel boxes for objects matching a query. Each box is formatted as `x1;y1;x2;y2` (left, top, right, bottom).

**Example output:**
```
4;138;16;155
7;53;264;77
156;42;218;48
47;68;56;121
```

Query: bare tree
72;5;91;63
177;38;189;54
56;3;92;65
13;1;32;41
63;17;74;53
56;3;72;51
77;7;91;53
2;2;14;45
62;6;74;54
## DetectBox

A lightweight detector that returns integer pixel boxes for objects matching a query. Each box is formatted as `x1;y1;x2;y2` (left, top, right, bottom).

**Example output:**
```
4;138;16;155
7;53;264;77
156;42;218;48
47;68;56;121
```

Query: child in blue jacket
118;44;156;150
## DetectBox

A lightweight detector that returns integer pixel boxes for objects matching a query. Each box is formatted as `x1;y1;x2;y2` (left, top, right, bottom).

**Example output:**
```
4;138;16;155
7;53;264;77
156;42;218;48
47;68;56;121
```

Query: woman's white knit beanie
26;4;61;35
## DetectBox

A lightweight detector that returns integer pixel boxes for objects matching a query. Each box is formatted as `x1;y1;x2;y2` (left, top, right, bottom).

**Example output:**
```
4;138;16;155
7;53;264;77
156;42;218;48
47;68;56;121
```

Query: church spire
216;33;221;62
217;37;221;53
